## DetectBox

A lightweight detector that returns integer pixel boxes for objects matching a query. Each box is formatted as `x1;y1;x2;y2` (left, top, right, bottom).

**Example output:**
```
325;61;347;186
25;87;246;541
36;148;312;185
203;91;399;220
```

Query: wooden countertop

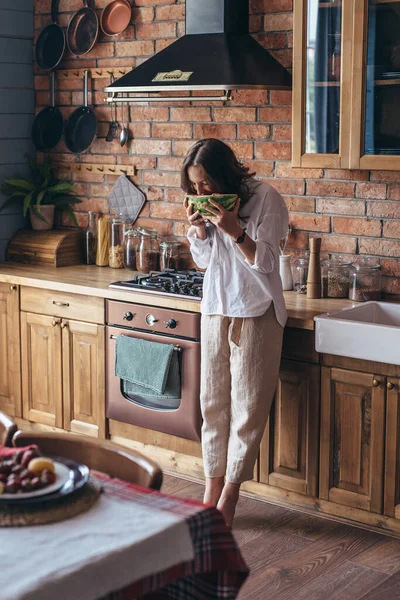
0;262;356;330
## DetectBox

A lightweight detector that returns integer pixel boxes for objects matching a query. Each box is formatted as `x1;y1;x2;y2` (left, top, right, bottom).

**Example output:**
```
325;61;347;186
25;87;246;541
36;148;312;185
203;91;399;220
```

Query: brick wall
34;0;400;295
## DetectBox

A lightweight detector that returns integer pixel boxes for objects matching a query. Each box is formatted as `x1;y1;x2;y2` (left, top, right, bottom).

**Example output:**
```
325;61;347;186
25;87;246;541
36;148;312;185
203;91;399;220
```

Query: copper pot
100;0;131;37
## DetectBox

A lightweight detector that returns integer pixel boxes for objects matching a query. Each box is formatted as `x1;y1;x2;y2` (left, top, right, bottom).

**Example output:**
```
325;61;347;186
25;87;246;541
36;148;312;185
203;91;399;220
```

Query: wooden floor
162;474;400;600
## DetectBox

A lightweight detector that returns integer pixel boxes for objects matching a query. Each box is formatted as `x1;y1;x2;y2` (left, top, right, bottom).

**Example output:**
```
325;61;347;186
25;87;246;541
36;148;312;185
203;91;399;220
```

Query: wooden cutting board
7;229;83;267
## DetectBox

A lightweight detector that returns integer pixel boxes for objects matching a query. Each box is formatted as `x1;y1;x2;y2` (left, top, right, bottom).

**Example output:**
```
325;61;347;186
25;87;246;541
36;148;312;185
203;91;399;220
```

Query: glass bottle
322;256;352;298
83;211;97;265
349;259;382;302
123;229;138;270
109;215;125;269
96;215;111;267
136;227;160;273
291;256;310;294
160;240;181;271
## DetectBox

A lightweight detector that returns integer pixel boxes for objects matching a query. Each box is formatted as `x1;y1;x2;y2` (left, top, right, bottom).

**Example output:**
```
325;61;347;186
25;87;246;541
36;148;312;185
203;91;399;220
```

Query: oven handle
109;334;182;352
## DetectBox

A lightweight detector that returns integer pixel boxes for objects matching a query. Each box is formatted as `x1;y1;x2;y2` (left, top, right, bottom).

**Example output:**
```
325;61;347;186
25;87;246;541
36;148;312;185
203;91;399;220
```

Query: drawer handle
387;382;395;391
9;285;17;291
60;321;68;329
52;319;60;327
53;301;70;307
109;334;182;351
372;379;381;388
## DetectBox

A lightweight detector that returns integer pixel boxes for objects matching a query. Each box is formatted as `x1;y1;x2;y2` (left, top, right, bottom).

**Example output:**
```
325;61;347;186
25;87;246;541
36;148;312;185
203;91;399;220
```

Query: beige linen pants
200;304;283;484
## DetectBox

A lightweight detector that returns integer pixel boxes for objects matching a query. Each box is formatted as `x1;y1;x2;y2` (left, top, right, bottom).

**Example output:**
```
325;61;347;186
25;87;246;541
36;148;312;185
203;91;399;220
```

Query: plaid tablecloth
95;473;249;600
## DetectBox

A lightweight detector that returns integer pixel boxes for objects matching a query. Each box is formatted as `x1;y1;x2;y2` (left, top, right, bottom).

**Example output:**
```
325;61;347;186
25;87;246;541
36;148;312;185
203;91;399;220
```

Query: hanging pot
100;0;131;37
31;72;63;152
67;0;99;57
64;71;97;154
35;0;65;71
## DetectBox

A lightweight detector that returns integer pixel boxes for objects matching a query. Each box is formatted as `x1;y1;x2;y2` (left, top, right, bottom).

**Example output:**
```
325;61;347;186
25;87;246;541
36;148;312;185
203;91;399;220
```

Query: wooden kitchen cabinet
293;0;400;170
259;360;320;497
384;377;400;519
0;283;22;417
320;367;385;513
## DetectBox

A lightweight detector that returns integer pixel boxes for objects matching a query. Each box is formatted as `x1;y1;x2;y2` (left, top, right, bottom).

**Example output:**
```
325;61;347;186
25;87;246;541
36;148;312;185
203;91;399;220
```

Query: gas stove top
109;269;204;300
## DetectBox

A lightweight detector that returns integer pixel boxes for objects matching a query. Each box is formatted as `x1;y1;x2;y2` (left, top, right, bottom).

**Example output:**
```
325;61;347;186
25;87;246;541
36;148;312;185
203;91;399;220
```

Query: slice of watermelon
186;194;238;216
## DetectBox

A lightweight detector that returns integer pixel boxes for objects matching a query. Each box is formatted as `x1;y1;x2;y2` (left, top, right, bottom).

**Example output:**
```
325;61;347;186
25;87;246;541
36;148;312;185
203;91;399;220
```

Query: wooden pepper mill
307;237;322;298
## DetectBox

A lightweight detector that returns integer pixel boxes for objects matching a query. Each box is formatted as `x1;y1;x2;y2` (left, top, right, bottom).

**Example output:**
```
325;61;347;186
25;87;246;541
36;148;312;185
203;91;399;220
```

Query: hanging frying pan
67;0;99;57
32;72;63;152
100;0;131;37
35;0;65;71
64;71;97;154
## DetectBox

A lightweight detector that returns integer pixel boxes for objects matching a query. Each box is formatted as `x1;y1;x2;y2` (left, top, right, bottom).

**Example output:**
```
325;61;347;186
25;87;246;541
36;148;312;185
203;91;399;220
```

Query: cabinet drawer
20;288;105;324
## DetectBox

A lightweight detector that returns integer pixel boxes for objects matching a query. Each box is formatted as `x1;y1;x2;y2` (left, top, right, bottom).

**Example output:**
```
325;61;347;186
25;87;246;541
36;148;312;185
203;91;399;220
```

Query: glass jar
291;256;309;294
123;229;138;270
349;259;382;302
136;227;159;273
96;215;110;267
84;211;97;265
109;216;125;269
322;256;351;298
160;240;181;271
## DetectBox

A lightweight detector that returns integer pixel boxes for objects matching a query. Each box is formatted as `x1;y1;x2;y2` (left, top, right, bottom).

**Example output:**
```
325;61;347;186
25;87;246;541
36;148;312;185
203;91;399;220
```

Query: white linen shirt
187;178;289;326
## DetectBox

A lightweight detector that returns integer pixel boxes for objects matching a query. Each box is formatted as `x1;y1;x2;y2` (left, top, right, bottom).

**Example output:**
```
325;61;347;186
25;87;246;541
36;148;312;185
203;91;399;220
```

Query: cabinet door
320;367;385;513
62;320;105;439
20;312;63;428
0;283;21;417
384;378;400;518
260;360;320;497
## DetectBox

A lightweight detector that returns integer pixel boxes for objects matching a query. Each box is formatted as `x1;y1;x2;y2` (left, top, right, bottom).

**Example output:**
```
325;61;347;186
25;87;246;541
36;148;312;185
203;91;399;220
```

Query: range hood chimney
105;0;291;102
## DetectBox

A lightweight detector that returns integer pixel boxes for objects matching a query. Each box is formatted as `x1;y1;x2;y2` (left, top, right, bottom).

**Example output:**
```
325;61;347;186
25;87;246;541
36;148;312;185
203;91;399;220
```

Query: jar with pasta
96;215;110;267
136;227;159;273
109;216;125;269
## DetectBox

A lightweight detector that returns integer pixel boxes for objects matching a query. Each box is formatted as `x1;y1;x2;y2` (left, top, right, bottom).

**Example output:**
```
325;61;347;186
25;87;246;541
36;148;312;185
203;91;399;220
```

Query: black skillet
35;0;65;71
64;70;97;154
32;72;63;152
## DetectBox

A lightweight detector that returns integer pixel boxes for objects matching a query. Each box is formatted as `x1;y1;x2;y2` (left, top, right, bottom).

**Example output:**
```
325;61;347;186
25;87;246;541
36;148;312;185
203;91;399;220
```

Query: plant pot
29;205;55;231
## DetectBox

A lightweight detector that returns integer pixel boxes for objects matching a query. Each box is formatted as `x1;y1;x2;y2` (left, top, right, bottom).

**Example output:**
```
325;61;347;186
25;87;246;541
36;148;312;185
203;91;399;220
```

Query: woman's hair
181;139;255;208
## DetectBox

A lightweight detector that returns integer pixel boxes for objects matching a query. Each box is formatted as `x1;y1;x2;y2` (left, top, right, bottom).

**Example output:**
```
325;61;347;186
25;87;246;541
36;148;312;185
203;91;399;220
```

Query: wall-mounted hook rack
53;162;137;177
57;67;134;80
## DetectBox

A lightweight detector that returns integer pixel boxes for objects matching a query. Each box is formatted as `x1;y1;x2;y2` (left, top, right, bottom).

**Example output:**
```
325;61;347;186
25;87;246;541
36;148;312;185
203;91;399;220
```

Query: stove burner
109;269;204;299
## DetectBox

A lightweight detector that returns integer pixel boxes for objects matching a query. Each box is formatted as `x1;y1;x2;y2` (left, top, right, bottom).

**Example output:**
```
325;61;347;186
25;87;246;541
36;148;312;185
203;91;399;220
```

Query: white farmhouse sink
315;301;400;365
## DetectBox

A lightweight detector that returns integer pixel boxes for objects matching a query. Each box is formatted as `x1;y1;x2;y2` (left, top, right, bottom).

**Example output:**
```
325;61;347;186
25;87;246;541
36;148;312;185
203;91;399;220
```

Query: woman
182;139;289;527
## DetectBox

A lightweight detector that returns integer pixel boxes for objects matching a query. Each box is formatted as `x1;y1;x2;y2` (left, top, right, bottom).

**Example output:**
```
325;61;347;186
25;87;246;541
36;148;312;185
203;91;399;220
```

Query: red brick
270;90;292;106
177;20;185;37
367;202;400;219
76;198;110;213
360;238;400;257
333;217;382;237
290;214;330;232
250;0;293;12
265;178;305;195
134;0;175;5
270;49;292;69
174;221;190;237
286;230;308;249
357;182;387;199
156;5;184;20
150;202;186;220
255;142;291;160
61;211;89;228
126;123;150;137
288;32;293;48
213;107;256;122
173;140;194;156
155;38;176;52
383;221;400;238
193;123;236;139
170;107;211;122
128;107;169;121
255;33;287;50
131;6;155;22
284;196;315;213
143;171;181;188
381;259;400;277
135;217;173;237
116;41;154;56
157;157;183;171
382;277;400;296
83;43;114;59
145;187;164;201
165;188;185;203
245;160;274;177
58;0;81;10
264;13;293;31
388;184;400;200
259;107;292;122
130;139;171;155
34;76;49;90
320;235;357;254
249;15;263;32
307;181;355;198
238;124;271;140
35;0;51;13
152;123;192;139
136;22;176;39
273;124;292;140
226;141;254;160
325;169;369;181
276;163;322;179
91;138;129;155
316;198;366;216
119;156;157;170
91;184;114;198
370;170;400;182
231;90;269;105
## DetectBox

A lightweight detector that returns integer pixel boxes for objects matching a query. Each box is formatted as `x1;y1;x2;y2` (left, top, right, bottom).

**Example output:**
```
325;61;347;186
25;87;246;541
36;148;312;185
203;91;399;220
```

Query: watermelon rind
186;193;238;216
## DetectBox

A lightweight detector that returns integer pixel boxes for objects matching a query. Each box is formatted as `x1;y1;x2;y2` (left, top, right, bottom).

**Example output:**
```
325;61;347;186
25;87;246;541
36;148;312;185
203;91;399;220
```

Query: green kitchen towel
115;335;174;394
122;350;181;403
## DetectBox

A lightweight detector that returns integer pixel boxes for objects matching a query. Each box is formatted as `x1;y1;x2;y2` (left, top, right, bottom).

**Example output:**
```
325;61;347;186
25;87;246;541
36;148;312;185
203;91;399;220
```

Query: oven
106;299;202;441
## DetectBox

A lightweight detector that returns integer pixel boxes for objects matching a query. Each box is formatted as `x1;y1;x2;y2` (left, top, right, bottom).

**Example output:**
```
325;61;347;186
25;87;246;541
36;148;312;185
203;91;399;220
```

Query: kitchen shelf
53;163;137;176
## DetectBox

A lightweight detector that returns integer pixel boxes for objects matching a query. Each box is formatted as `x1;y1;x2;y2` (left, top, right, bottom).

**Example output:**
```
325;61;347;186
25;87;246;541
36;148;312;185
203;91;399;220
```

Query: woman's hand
184;197;207;240
203;198;243;240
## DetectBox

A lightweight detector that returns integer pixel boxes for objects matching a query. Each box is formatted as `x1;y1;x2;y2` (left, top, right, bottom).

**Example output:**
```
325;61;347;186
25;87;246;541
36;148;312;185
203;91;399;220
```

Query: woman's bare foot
203;476;225;506
217;482;240;528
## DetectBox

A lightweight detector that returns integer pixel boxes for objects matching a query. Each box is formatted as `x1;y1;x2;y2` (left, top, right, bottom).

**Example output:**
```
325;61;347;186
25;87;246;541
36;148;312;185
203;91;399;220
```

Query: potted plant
0;156;81;231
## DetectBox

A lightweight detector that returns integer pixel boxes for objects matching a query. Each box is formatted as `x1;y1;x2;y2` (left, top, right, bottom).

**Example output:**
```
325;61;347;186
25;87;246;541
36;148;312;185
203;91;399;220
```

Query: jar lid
352;258;380;272
160;240;181;248
323;256;352;268
291;257;309;266
136;226;158;238
124;228;138;237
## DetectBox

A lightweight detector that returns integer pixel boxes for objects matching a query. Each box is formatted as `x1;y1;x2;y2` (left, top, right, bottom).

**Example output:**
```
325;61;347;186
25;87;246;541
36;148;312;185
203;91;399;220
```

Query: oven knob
146;314;158;326
123;312;134;321
165;319;177;329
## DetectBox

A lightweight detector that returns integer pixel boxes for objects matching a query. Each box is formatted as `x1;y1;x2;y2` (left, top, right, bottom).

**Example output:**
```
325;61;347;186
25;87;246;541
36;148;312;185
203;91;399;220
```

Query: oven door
106;326;201;441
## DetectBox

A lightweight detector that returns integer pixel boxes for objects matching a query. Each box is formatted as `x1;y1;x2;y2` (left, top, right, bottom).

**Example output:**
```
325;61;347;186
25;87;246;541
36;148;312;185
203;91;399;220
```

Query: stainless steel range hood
105;0;291;103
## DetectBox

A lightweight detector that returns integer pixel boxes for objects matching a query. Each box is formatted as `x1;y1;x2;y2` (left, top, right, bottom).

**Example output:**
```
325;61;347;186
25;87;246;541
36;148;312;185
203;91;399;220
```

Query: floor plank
350;537;400;575
358;571;400;600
